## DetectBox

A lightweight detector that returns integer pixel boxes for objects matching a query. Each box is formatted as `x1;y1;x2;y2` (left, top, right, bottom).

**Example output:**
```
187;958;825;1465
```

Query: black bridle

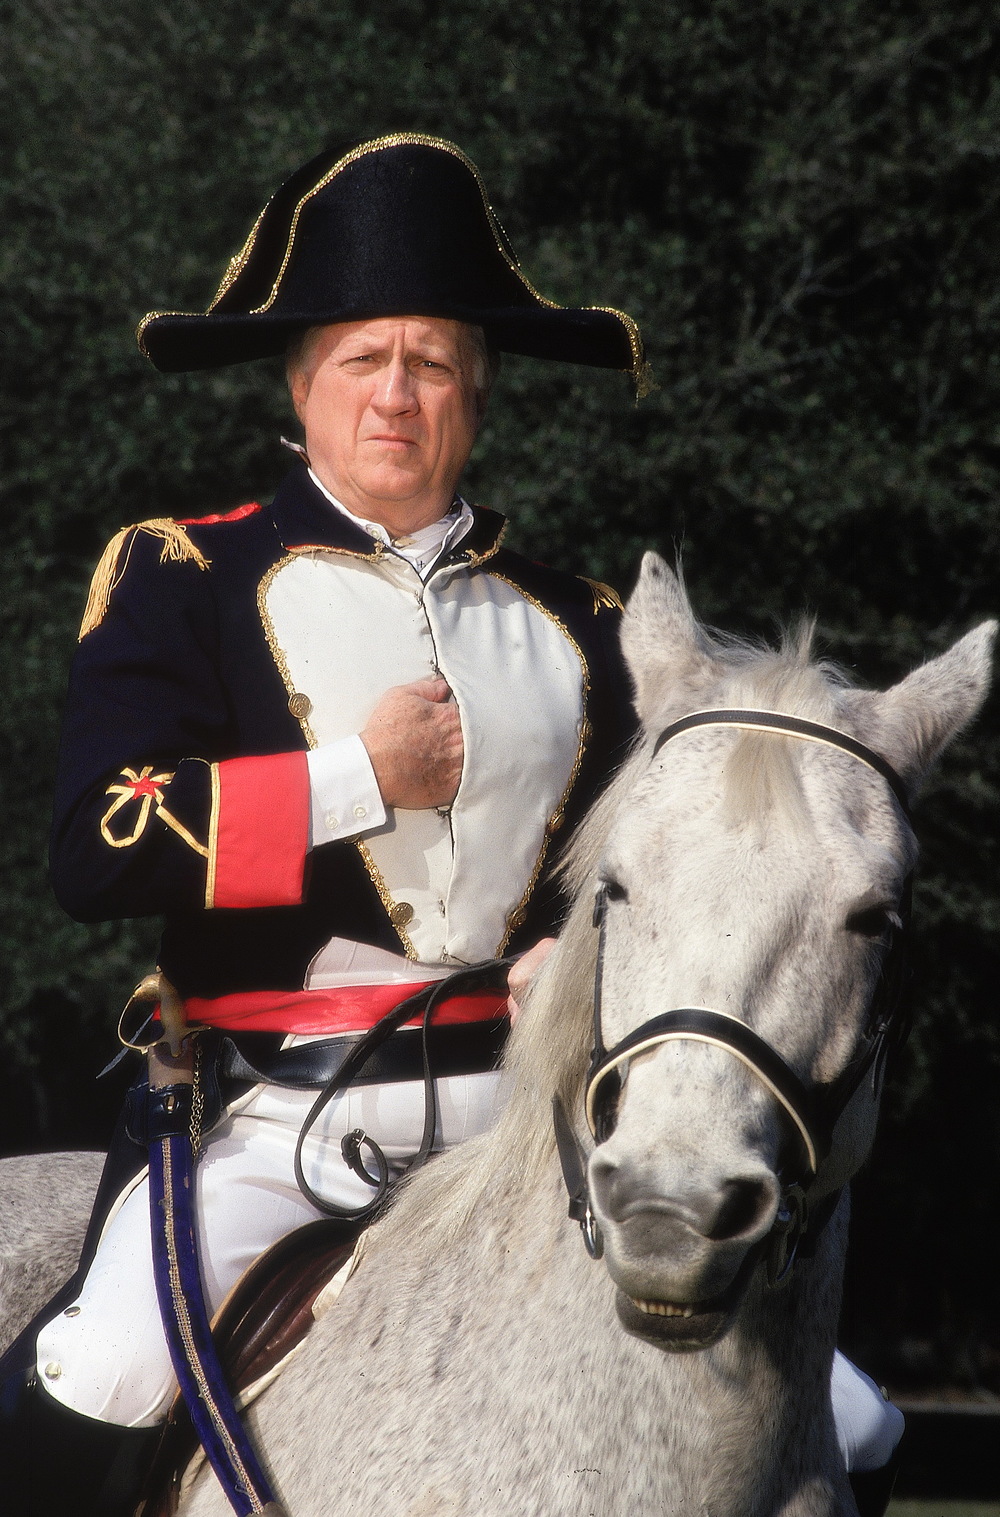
555;708;914;1281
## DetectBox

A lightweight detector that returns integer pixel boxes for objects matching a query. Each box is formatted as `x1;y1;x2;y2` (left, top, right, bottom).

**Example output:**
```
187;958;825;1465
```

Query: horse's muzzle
588;1151;781;1342
612;1247;762;1350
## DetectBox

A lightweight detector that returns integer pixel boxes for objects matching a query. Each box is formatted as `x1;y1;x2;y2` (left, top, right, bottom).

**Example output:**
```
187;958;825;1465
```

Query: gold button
63;1305;81;1318
288;692;312;720
390;901;414;927
44;1362;62;1380
509;907;527;930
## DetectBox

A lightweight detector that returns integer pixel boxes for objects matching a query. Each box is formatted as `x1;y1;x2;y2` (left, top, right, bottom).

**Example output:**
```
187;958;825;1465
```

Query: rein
293;958;514;1222
555;707;914;1280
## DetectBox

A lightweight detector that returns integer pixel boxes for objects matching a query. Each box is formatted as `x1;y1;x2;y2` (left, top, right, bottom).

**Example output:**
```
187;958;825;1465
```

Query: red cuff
207;751;309;909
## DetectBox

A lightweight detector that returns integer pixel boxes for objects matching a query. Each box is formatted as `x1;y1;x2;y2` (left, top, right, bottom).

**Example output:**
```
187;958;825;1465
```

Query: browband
651;709;912;821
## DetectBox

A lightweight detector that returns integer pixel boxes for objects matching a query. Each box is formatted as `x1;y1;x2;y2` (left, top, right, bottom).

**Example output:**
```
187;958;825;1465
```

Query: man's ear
290;366;308;422
850;620;996;793
620;553;718;724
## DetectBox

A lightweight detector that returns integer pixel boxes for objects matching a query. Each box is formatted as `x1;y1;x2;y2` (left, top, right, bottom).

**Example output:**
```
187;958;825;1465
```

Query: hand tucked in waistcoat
360;677;464;810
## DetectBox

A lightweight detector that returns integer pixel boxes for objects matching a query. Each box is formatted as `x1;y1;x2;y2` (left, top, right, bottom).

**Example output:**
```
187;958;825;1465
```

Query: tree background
2;0;998;1397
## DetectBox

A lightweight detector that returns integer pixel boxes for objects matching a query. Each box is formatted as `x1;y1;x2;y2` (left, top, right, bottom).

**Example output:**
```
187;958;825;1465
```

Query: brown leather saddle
138;1218;363;1515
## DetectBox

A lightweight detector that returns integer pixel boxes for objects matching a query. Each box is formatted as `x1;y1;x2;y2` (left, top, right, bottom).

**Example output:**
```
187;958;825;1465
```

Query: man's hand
360;678;464;810
507;937;557;1024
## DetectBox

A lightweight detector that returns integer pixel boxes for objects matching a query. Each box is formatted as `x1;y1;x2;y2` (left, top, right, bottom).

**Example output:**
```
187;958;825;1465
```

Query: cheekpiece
137;134;645;383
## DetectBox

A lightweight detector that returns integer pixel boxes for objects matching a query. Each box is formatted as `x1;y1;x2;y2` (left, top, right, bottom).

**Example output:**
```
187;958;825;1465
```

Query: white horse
1;555;993;1516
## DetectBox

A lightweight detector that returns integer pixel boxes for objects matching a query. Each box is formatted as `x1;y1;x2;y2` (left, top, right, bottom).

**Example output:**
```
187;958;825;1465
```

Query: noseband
555;708;914;1281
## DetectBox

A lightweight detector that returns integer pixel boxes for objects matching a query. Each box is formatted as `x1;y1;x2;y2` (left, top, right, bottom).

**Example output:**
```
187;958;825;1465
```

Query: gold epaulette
580;576;624;614
79;519;211;639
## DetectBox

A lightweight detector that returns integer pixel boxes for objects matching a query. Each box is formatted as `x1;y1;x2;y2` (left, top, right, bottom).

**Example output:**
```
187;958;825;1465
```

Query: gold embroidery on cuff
205;763;221;910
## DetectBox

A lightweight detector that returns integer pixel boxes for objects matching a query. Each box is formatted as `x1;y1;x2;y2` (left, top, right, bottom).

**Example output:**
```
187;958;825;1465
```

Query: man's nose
371;359;418;414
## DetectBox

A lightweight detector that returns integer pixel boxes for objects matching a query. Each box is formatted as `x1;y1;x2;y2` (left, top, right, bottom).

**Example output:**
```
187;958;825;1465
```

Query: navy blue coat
51;466;637;1000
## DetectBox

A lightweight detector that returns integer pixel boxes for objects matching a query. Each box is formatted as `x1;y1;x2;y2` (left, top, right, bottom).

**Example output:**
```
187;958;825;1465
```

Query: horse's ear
860;620;996;790
621;553;717;723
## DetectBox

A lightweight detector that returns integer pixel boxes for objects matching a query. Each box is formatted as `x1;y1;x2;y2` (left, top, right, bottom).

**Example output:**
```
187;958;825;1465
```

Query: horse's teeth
631;1298;695;1318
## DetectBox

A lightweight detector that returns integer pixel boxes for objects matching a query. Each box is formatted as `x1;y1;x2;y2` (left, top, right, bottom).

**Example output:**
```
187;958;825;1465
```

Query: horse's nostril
708;1178;775;1242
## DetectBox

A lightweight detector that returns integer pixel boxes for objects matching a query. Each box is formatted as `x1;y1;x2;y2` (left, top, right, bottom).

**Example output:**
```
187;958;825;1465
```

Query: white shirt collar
307;469;474;576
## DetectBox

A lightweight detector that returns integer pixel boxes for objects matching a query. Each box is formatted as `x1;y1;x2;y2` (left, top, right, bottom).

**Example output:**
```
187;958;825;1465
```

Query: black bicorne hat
138;134;647;386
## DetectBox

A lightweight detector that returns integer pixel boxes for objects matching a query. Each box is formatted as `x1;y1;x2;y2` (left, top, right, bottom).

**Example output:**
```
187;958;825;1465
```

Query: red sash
184;983;509;1036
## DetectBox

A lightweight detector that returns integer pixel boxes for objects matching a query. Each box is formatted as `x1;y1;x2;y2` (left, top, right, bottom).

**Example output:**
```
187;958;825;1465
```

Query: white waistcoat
260;547;585;966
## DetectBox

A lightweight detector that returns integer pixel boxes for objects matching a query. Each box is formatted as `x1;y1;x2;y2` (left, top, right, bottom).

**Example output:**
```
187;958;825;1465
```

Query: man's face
290;316;486;531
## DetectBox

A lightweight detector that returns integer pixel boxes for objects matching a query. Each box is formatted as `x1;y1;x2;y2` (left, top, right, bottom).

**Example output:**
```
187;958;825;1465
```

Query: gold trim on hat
227;135;526;318
137;133;646;386
210;201;271;308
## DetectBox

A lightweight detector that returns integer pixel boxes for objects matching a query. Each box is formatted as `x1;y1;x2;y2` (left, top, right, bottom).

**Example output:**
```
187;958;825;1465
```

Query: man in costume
1;135;640;1511
0;134;901;1514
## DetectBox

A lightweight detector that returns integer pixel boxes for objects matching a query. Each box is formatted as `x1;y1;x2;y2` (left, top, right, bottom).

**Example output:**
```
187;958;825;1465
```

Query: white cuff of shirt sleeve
306;735;386;847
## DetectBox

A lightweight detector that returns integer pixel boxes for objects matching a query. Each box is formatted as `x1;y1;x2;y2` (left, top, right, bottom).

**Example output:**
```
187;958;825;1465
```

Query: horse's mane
371;605;854;1255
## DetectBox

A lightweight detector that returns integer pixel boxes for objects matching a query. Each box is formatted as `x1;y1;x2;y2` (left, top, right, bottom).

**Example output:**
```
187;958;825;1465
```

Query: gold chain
189;1036;205;1158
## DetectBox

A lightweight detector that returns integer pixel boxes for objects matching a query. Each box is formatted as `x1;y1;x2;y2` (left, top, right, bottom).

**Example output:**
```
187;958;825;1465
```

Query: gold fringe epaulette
79;519;211;639
581;576;624;614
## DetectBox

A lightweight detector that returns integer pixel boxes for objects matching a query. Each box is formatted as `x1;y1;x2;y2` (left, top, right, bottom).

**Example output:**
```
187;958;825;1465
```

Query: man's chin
344;473;455;529
357;468;428;502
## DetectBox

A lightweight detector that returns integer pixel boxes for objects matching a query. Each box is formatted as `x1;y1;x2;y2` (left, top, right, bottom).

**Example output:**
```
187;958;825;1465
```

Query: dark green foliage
2;0;997;1389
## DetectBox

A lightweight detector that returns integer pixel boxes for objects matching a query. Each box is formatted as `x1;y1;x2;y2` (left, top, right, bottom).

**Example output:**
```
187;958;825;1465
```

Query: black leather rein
293;958;514;1224
555;707;914;1278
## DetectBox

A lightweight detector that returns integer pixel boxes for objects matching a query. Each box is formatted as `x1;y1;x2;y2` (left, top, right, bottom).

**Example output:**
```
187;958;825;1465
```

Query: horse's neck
219;1153;849;1517
514;1167;849;1511
370;1157;847;1512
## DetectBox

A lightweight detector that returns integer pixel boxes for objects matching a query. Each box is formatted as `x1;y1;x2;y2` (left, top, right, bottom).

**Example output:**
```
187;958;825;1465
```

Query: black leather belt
219;1015;510;1091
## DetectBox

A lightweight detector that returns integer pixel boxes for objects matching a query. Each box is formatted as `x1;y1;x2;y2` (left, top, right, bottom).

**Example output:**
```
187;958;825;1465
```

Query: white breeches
37;1072;503;1427
829;1351;905;1473
36;1072;904;1472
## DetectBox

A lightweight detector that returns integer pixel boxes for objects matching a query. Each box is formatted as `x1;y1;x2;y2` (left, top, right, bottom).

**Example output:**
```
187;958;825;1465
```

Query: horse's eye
845;905;894;938
601;877;628;904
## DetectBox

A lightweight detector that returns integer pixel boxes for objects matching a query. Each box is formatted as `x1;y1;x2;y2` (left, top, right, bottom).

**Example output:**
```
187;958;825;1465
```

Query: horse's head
580;554;994;1349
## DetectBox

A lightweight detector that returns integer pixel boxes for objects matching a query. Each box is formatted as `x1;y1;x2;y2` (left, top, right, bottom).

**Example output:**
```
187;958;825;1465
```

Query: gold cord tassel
79;519;211;639
581;576;624;614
